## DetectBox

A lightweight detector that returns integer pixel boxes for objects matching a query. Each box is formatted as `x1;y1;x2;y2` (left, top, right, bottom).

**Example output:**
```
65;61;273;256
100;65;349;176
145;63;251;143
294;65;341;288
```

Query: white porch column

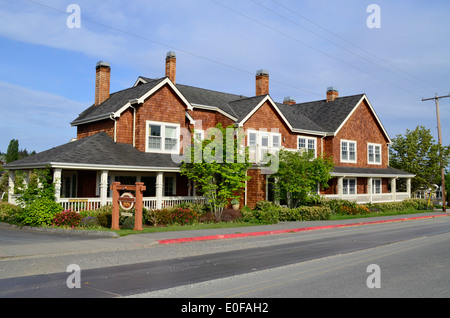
8;170;15;204
100;170;109;206
337;177;344;199
156;172;164;209
53;169;62;202
406;178;411;198
390;178;397;201
368;177;373;203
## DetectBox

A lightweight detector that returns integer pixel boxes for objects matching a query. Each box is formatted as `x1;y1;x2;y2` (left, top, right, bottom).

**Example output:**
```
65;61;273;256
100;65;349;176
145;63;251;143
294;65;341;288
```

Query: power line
252;0;444;93
211;0;423;98
23;0;323;98
269;0;445;93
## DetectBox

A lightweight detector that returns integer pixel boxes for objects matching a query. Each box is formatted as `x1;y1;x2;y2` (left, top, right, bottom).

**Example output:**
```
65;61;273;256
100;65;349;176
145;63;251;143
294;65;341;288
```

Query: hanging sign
118;192;135;211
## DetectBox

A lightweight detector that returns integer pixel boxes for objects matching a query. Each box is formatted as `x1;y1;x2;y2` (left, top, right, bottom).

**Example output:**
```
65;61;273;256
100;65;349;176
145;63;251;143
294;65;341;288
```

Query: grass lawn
86;209;438;237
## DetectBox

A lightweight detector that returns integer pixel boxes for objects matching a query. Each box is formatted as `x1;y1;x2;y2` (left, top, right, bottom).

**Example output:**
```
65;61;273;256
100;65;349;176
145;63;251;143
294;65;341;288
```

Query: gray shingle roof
4;132;180;170
291;94;365;132
72;76;365;136
71;78;166;125
332;166;415;177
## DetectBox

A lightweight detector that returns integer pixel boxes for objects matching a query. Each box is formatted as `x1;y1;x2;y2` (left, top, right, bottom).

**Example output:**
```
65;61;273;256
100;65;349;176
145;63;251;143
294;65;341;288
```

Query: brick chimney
283;96;296;105
165;51;176;83
326;86;338;102
255;69;269;96
95;61;111;106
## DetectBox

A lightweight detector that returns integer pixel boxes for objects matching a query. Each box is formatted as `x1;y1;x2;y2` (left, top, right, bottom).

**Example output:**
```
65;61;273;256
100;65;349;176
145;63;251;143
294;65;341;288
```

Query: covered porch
321;166;415;204
4;132;204;211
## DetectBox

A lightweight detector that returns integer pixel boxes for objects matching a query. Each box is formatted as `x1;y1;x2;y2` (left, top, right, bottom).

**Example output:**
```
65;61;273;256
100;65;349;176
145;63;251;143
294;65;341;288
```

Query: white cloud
0;81;83;153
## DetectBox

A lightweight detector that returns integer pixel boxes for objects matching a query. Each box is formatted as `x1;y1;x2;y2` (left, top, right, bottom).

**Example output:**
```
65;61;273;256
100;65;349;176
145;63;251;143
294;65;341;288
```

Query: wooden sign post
111;182;146;231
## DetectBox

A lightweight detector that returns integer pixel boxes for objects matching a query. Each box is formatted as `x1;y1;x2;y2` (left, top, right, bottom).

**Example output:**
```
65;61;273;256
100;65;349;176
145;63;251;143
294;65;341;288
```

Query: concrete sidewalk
0;211;447;260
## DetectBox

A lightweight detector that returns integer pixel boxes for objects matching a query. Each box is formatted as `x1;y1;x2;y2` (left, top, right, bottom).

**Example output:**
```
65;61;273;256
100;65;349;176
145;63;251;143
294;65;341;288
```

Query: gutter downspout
109;114;117;142
129;99;140;148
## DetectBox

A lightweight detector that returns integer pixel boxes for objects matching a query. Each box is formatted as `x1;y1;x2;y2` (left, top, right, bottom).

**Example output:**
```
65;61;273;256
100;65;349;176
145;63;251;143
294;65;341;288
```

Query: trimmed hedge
242;201;331;224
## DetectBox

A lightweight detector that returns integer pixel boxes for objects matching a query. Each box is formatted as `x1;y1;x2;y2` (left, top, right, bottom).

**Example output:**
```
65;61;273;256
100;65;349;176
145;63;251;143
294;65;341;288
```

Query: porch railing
323;192;410;204
58;196;205;212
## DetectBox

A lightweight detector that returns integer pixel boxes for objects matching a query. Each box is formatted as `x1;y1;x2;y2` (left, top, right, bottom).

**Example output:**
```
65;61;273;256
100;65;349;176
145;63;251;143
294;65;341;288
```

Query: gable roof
72;76;389;140
71;77;192;126
4;132;180;171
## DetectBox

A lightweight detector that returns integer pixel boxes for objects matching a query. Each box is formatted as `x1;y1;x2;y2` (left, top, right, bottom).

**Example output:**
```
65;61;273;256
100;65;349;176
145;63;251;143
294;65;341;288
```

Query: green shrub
278;206;301;221
298;206;332;220
52;210;81;228
170;207;199;225
19;197;63;226
0;202;22;222
122;216;135;229
80;216;100;228
251;201;280;224
371;199;429;212
96;211;112;228
146;208;173;226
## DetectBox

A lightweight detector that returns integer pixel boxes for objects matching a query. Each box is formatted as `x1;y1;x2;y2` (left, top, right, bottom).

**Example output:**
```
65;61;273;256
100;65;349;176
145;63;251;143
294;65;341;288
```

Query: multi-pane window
341;140;356;162
368;143;381;164
164;126;177;150
164;176;175;196
146;121;179;153
148;125;161;150
247;130;281;163
343;178;356;195
298;136;316;156
372;179;381;194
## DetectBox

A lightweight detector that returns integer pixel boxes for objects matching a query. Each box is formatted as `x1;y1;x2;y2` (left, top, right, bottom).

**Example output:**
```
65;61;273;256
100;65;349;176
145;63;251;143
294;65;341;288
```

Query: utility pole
422;93;450;212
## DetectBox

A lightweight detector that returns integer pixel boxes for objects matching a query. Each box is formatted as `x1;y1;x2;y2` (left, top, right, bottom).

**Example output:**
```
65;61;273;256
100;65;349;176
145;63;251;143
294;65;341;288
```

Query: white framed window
368;143;382;165
194;129;204;142
372;178;381;194
146;121;180;153
297;136;317;157
341;140;357;163
164;175;176;196
343;178;357;195
247;129;281;163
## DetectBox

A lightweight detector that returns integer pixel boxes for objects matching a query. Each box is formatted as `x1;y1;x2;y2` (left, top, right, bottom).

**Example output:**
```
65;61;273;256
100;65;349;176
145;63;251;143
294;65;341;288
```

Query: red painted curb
157;213;448;245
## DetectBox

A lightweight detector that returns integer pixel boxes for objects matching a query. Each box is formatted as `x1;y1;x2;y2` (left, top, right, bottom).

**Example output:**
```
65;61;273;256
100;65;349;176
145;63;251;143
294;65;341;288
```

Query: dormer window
146;120;180;154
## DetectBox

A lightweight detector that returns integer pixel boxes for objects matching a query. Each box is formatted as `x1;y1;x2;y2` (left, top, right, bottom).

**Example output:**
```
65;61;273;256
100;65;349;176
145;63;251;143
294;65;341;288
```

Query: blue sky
0;0;449;154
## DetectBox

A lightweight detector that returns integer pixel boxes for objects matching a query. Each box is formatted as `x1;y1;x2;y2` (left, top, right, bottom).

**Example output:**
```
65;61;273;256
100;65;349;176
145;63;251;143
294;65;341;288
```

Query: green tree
180;124;251;221
270;149;334;208
5;139;19;163
389;125;450;192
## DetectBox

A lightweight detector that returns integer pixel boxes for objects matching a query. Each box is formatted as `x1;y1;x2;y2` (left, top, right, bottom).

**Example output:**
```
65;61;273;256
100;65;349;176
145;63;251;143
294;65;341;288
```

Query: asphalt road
0;216;449;299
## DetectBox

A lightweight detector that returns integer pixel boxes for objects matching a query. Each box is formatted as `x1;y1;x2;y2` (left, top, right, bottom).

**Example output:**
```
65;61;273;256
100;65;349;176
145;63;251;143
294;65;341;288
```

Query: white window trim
341;139;357;163
194;129;204;142
368;143;382;165
145;120;180;154
297;135;317;157
164;175;176;196
247;129;282;163
372;178;382;194
343;178;357;195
